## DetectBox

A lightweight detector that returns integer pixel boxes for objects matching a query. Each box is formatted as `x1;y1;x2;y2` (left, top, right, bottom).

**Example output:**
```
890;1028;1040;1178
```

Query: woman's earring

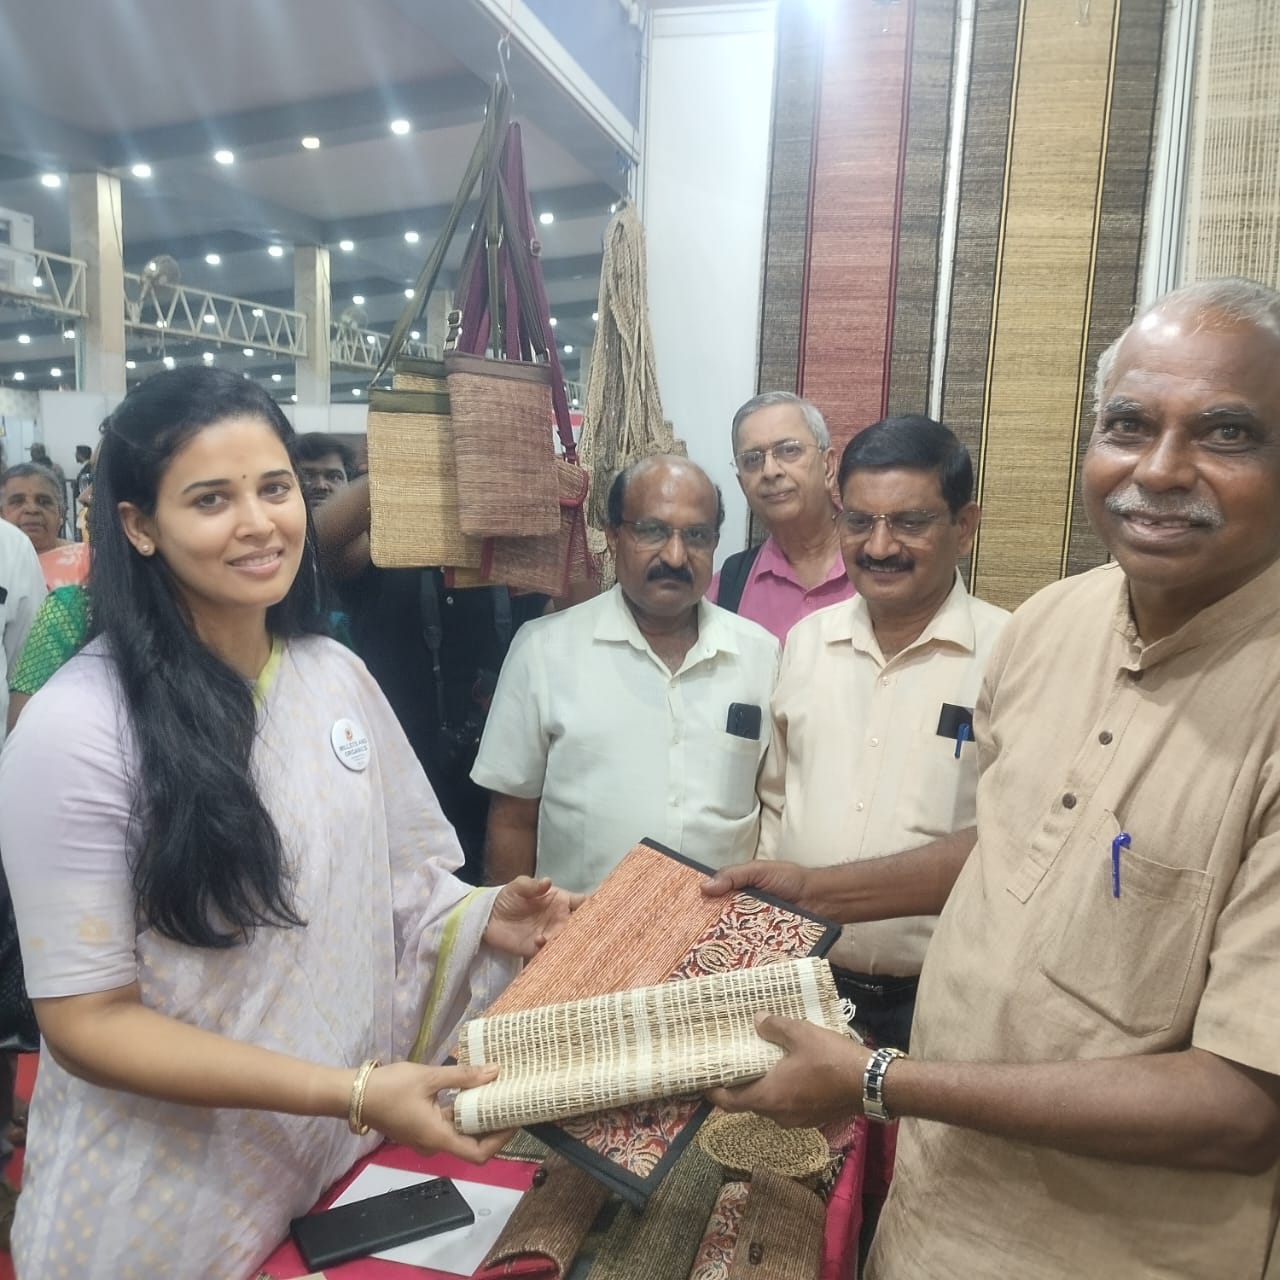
138;542;153;555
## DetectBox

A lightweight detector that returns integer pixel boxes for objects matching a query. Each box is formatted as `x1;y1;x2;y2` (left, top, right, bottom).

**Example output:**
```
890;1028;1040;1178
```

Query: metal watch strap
863;1046;907;1123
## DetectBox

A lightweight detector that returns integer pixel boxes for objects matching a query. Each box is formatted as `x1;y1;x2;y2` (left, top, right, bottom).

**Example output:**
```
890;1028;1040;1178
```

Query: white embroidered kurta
0;634;517;1280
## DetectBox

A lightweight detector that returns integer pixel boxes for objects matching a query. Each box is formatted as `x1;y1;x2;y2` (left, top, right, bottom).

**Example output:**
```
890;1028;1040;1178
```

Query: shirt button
855;802;864;812
870;737;879;747
1098;730;1113;745
880;677;890;688
1062;793;1077;809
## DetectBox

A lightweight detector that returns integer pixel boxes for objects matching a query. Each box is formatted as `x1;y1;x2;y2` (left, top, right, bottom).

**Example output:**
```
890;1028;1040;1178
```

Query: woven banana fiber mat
886;0;960;419
798;0;912;448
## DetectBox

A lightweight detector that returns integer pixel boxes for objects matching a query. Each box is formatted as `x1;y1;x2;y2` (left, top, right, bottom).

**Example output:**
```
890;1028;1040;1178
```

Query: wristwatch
862;1046;907;1123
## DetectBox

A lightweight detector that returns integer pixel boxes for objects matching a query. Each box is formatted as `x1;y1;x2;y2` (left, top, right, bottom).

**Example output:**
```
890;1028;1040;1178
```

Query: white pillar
294;246;331;406
69;172;126;398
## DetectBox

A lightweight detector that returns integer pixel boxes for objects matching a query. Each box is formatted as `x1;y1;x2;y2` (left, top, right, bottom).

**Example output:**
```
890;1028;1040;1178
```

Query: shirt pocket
707;732;764;821
1035;811;1212;1039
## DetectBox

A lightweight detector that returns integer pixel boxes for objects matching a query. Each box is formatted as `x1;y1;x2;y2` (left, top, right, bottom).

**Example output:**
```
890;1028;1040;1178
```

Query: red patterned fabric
689;1181;751;1280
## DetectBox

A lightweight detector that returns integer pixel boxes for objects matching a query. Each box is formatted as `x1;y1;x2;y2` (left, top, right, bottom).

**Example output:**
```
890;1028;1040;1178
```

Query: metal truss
330;321;439;372
124;273;308;357
0;249;87;317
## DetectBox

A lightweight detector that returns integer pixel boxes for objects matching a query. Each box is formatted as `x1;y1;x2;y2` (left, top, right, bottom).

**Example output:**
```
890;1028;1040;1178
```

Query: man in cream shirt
473;455;779;894
757;416;1009;1047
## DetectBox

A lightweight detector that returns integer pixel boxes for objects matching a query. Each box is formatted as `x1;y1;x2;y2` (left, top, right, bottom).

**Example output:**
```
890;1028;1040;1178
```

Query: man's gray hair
731;391;830;451
1093;277;1280;411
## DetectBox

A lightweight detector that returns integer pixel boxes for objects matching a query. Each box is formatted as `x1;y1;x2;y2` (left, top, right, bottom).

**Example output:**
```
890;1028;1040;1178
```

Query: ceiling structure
0;0;636;405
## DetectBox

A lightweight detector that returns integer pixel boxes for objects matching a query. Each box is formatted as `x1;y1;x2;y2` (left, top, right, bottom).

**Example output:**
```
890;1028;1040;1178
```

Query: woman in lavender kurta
0;367;573;1279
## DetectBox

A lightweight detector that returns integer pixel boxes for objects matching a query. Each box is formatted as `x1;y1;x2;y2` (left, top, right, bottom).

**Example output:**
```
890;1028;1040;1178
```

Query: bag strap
716;542;765;614
372;79;511;385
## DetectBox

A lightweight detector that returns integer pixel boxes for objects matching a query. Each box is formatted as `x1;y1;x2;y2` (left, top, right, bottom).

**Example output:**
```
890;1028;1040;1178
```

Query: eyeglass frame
733;439;823;474
837;508;950;540
617;518;721;552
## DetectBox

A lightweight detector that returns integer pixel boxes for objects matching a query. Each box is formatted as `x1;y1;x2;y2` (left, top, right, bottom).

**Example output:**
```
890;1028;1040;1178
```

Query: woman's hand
483;876;585;959
359;1061;513;1163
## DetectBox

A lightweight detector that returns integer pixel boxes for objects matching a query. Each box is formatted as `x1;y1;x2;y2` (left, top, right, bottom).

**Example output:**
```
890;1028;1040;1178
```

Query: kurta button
855;802;864;812
748;1243;764;1265
870;737;879;747
532;1165;548;1187
1098;730;1113;745
1062;793;1077;809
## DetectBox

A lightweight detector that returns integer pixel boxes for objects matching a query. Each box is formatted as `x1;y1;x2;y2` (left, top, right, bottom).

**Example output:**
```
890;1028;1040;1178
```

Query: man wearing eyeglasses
754;416;1010;1049
472;455;779;893
711;392;854;641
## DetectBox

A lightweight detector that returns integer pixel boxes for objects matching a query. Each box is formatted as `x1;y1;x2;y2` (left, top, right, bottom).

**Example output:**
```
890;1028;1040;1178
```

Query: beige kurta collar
593;583;742;674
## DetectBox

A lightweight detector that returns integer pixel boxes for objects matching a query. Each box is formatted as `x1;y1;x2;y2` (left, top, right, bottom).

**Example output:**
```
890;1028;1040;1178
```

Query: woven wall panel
1183;0;1280;289
798;1;912;451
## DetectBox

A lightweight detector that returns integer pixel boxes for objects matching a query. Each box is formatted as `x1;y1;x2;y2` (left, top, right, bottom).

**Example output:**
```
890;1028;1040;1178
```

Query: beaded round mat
697;1110;830;1182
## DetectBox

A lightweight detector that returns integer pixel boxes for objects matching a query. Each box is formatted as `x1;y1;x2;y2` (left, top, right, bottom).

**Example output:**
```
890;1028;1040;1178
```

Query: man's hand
483;876;585;958
702;861;817;913
706;1014;871;1128
360;1060;512;1163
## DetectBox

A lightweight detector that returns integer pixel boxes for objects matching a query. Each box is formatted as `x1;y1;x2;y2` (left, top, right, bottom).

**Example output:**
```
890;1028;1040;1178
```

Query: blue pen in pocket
953;720;972;759
1111;831;1131;897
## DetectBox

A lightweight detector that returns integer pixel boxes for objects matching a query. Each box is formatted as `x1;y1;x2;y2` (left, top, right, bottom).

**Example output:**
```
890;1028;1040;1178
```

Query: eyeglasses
620;518;719;552
733;439;820;474
839;509;946;540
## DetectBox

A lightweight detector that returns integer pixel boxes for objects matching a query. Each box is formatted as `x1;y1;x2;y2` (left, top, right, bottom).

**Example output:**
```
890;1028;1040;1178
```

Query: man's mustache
647;563;694;584
1104;486;1223;528
855;554;913;573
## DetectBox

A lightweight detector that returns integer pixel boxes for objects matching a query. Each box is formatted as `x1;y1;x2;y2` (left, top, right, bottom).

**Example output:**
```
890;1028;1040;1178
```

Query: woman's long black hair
89;366;327;948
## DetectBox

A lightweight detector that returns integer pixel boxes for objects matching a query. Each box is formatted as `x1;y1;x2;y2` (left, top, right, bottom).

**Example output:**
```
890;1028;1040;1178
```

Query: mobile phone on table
289;1176;475;1270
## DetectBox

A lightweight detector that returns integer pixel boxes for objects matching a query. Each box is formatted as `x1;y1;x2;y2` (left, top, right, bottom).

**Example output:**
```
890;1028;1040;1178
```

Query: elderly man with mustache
472;455;779;892
705;278;1280;1280
748;416;1010;1050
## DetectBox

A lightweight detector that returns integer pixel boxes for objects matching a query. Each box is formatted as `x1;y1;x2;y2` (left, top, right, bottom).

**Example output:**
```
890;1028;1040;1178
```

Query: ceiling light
403;230;419;245
251;308;264;318
404;288;414;299
267;245;285;258
125;360;137;369
409;330;420;340
549;317;558;328
610;202;618;213
40;173;61;189
290;393;298;402
163;355;176;369
592;311;599;322
539;211;554;226
389;119;411;136
32;276;43;289
339;239;355;252
17;334;30;344
12;372;24;382
62;328;75;340
49;366;61;377
365;334;377;345
564;344;574;354
271;373;282;383
202;352;215;363
203;312;217;324
155;319;166;328
243;348;254;357
352;294;365;306
571;397;580;408
301;136;321;150
205;253;221;265
352;387;362;396
213;149;235;165
131;162;153;179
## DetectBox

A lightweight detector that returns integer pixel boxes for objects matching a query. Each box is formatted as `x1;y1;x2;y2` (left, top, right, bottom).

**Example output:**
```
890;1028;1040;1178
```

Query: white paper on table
330;1164;524;1275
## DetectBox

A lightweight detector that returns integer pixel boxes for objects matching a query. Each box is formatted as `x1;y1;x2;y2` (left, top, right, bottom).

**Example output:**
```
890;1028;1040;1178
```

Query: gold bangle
348;1057;381;1136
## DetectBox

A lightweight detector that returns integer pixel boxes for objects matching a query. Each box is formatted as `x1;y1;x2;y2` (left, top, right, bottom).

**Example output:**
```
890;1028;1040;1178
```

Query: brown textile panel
886;0;959;419
798;1;913;452
1065;0;1166;577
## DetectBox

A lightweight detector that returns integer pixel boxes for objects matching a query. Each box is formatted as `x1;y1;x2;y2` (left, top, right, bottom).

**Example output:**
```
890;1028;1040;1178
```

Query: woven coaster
497;1130;555;1163
727;1169;825;1280
698;1111;829;1184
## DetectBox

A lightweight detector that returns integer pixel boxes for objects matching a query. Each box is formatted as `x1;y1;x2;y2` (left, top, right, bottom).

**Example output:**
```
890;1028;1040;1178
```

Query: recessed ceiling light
267;245;285;258
213;149;235;165
352;294;365;306
352;387;362;396
290;393;298;402
592;311;599;323
17;334;30;344
549;317;558;328
40;173;61;189
62;328;75;340
205;253;221;266
539;211;554;226
49;366;61;377
339;239;355;252
404;288;414;299
203;313;217;324
32;276;43;289
251;308;264;318
271;373;282;383
131;162;153;179
365;334;377;345
564;344;574;354
403;230;419;244
389;119;411;136
202;352;215;363
243;348;254;357
163;355;176;369
571;397;580;408
125;360;137;369
155;319;167;328
301;136;321;150
12;372;24;381
409;330;421;341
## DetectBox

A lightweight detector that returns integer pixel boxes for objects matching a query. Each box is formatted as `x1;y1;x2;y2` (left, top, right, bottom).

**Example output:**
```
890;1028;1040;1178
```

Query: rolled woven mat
585;1142;723;1280
698;1111;830;1184
454;957;846;1135
727;1169;825;1280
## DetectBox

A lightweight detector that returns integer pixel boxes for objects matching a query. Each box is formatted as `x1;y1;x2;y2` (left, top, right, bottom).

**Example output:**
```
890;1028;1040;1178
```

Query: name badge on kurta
330;718;371;771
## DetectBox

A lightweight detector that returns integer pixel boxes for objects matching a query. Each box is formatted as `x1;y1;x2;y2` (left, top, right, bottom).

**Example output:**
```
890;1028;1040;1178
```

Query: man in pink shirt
709;391;854;642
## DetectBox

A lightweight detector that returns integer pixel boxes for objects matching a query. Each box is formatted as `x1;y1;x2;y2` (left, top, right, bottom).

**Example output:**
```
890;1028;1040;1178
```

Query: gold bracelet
348;1057;381;1136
